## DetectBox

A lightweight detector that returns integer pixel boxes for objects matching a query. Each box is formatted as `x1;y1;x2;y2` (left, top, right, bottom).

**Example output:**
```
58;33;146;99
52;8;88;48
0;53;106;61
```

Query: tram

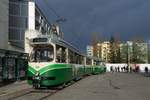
27;35;106;88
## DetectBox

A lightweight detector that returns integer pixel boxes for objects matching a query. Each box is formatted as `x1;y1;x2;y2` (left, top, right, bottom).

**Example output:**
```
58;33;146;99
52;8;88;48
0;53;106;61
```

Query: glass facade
8;0;51;49
9;0;28;48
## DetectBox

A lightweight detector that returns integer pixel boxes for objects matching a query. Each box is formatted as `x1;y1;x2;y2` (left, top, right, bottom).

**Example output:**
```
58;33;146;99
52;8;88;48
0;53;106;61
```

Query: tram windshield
30;45;54;62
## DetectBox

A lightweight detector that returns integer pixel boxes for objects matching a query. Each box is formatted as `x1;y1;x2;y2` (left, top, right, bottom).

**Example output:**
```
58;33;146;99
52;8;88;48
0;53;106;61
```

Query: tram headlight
34;76;41;80
35;71;39;76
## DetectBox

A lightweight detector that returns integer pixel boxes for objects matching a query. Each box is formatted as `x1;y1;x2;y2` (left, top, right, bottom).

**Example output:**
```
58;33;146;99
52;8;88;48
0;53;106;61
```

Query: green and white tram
27;35;106;88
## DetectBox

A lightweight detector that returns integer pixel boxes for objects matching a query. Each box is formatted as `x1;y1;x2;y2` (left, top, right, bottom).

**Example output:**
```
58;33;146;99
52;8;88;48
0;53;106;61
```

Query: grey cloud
37;0;150;52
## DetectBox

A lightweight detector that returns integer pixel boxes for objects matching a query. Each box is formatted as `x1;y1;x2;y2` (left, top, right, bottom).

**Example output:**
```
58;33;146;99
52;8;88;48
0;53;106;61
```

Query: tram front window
30;46;54;62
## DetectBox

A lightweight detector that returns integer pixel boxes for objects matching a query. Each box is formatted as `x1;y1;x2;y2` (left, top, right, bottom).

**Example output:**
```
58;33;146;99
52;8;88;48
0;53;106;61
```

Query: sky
36;0;150;53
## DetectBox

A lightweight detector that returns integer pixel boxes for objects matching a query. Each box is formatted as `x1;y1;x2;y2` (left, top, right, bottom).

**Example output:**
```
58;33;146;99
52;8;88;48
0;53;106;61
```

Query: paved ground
0;73;150;100
0;80;31;97
48;73;150;100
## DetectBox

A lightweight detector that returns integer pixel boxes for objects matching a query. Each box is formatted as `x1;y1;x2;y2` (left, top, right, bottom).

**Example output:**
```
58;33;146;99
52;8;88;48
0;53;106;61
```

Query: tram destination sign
33;38;48;43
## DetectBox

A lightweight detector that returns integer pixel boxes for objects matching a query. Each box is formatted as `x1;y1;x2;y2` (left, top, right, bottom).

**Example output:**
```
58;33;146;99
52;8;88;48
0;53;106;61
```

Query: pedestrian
135;66;139;72
115;67;117;72
110;66;113;72
118;67;120;72
121;67;123;72
123;66;126;72
126;66;129;72
144;67;148;74
129;67;132;73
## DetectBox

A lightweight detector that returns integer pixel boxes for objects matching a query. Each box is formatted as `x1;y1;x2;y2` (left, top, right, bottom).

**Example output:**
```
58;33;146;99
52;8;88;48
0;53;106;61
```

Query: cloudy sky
36;0;150;52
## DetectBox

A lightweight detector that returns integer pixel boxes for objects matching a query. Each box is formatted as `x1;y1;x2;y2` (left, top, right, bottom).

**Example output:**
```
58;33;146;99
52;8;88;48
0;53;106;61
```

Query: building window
9;0;28;48
9;28;20;40
9;2;20;15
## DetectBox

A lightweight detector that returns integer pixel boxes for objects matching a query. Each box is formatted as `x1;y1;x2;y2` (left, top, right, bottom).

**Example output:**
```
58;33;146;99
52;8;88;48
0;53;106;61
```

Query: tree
148;44;150;63
120;44;128;63
109;36;115;63
131;38;147;63
114;33;121;63
116;47;121;63
109;34;121;63
91;32;102;57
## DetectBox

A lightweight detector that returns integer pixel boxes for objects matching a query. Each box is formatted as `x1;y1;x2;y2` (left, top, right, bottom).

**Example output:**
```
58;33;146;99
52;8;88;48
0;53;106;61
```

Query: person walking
144;67;148;74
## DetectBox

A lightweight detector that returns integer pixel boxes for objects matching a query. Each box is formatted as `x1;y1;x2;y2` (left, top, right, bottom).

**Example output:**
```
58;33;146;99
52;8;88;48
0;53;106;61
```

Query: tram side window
86;58;92;65
94;60;99;65
81;56;84;64
56;45;66;63
77;55;82;64
74;53;79;64
76;55;80;64
68;50;74;64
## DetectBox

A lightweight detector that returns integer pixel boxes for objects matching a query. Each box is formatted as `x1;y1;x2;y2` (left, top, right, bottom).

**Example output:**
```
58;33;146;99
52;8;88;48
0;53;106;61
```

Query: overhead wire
35;0;84;52
43;0;61;18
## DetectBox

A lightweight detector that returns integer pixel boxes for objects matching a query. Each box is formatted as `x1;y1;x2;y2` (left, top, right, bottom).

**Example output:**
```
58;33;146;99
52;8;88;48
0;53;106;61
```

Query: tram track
2;80;76;100
4;87;60;100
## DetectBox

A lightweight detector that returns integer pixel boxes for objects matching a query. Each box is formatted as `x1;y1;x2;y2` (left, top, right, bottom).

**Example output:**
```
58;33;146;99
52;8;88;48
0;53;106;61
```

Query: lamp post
147;41;150;63
127;41;132;72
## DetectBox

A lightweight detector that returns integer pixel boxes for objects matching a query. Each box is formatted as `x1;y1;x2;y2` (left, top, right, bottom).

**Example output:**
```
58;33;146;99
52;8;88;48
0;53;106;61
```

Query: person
118;66;120;72
129;67;132;73
121;67;123;72
115;67;117;72
144;67;148;73
135;66;139;72
110;66;113;72
123;66;126;72
126;66;129;72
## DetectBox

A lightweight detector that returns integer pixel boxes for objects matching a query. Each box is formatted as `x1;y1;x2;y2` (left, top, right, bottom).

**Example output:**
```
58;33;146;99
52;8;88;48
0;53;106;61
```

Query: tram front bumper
32;76;41;87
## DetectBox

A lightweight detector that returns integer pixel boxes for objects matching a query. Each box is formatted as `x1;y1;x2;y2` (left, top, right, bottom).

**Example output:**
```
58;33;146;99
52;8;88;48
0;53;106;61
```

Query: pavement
48;73;150;100
0;73;149;100
0;80;31;97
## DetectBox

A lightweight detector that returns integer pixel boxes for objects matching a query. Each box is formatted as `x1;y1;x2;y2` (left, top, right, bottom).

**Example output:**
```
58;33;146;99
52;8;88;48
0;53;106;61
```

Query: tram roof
30;35;85;56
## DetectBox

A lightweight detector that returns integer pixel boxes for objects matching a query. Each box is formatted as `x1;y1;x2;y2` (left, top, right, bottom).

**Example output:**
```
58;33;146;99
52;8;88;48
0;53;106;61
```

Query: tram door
0;57;2;82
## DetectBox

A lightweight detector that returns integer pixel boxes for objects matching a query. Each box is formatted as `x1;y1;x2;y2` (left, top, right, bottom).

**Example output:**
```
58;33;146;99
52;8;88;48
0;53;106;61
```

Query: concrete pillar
0;0;8;49
28;1;35;30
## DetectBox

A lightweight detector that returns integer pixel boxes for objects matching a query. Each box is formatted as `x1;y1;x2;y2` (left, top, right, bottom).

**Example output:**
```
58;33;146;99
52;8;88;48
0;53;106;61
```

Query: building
91;41;111;62
8;0;29;52
0;0;9;50
86;45;93;57
90;40;150;63
0;0;52;53
0;0;53;82
100;41;111;62
96;43;101;58
120;41;149;63
120;43;127;63
9;0;52;52
135;42;148;63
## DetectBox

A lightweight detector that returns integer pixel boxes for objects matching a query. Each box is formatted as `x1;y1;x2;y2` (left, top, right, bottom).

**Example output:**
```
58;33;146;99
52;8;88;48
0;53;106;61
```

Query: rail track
0;80;75;100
